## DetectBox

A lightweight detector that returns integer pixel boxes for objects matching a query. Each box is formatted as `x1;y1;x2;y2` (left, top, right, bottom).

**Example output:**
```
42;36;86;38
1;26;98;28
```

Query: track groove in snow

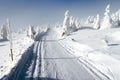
1;43;35;80
58;40;113;80
39;39;95;80
1;41;43;80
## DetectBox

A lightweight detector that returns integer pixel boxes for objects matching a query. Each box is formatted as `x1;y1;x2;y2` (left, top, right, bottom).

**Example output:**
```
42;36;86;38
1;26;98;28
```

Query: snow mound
109;32;120;41
105;31;120;45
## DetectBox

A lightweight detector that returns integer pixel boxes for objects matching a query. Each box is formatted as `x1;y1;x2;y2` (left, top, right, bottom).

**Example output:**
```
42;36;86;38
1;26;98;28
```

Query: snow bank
0;32;34;79
104;31;120;45
59;38;117;80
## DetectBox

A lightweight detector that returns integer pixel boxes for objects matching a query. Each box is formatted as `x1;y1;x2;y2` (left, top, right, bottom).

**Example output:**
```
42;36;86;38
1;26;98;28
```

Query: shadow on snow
1;42;61;80
1;43;35;80
0;39;9;42
25;77;62;80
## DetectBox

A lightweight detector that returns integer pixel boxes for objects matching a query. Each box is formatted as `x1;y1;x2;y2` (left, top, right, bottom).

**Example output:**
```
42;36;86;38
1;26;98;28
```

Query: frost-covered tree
85;16;90;24
118;9;120;26
93;14;100;29
1;19;11;40
6;19;11;40
69;16;77;32
111;13;119;27
27;25;35;39
111;9;120;27
0;27;1;37
62;10;77;35
85;16;95;24
36;26;41;34
1;24;8;40
63;10;71;35
75;18;80;28
101;4;112;29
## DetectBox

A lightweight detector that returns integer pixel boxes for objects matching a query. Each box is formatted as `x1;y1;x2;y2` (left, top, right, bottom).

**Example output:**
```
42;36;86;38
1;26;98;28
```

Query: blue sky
0;0;120;30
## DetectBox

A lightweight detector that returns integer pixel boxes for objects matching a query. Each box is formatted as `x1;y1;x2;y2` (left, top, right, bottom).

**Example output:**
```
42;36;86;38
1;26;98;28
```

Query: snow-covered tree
101;4;112;29
93;14;100;29
27;25;35;39
0;27;1;37
63;10;71;35
75;18;80;28
118;9;120;26
111;13;119;27
36;26;41;34
111;9;120;27
1;24;8;40
69;16;77;32
62;10;77;35
6;19;11;40
85;16;95;24
0;19;12;40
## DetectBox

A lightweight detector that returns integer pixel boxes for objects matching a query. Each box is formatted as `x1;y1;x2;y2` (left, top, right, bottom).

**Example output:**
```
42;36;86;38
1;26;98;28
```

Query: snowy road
2;41;96;80
1;28;97;80
40;40;96;80
1;29;113;80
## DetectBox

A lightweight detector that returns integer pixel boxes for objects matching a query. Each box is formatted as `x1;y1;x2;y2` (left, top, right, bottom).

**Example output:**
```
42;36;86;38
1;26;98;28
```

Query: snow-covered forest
0;1;120;80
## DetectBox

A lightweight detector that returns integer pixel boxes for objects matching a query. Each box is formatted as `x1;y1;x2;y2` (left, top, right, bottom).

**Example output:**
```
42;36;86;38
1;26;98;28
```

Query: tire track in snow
40;41;45;78
41;41;95;80
1;43;35;80
1;42;43;80
58;40;113;80
32;42;41;78
26;41;39;78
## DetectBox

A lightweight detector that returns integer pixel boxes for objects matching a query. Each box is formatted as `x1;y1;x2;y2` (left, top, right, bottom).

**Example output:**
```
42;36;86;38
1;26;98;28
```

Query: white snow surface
1;27;120;80
62;28;120;80
0;31;34;79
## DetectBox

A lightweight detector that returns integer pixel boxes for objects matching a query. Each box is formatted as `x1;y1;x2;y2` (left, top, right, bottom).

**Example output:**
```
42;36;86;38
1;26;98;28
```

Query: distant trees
61;4;120;32
85;4;120;30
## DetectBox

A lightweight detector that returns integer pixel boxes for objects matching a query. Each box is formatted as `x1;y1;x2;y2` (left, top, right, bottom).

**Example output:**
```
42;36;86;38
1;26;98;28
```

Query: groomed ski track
1;29;111;80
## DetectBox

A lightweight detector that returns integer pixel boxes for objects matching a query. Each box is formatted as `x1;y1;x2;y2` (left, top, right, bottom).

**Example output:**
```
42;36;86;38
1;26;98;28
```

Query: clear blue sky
0;0;120;30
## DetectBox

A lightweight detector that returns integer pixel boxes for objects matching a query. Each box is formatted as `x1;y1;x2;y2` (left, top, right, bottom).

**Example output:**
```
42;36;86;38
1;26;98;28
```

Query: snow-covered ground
59;27;120;80
1;27;120;80
0;31;34;79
